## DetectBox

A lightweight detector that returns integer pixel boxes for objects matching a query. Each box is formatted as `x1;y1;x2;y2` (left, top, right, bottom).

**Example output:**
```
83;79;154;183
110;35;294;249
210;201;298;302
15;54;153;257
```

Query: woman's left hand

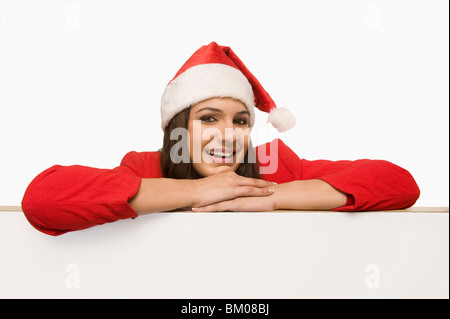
192;194;276;212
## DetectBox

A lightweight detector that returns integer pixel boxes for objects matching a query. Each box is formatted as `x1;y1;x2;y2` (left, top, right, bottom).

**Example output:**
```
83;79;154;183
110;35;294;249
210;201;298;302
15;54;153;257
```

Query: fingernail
268;188;275;193
272;182;277;184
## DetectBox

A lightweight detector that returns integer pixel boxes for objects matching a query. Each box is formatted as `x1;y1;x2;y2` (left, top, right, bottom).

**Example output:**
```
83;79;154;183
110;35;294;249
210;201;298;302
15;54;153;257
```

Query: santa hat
160;41;295;132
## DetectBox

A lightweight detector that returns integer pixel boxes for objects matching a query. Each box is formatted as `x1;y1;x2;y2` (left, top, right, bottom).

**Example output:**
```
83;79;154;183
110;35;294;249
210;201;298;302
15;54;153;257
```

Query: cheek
187;124;197;156
188;125;209;163
236;129;250;151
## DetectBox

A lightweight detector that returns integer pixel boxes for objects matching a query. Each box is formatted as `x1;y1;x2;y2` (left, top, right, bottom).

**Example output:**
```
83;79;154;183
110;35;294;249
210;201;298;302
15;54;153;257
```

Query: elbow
378;160;421;209
403;174;421;208
21;193;58;236
337;160;421;211
21;197;50;235
21;165;68;236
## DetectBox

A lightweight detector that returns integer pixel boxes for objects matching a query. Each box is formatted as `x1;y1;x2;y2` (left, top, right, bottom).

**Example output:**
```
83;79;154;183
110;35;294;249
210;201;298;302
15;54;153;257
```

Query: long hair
160;107;260;179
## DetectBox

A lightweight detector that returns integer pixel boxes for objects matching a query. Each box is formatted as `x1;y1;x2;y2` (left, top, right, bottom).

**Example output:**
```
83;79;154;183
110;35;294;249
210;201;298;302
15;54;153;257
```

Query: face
187;97;251;177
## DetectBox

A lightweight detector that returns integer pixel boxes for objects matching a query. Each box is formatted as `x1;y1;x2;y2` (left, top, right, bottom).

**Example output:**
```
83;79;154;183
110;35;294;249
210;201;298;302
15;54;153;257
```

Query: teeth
208;150;233;157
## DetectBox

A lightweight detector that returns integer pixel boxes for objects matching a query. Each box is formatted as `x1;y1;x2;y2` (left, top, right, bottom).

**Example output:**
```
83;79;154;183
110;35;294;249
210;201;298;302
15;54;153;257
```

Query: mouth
204;147;237;164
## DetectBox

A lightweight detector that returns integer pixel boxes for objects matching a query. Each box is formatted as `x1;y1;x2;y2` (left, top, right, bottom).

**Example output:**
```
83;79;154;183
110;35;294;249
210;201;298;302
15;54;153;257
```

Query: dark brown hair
160;106;260;179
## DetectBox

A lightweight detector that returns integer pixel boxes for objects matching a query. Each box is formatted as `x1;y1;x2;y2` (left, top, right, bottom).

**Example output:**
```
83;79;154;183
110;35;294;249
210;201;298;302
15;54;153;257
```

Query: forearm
273;179;348;211
128;178;194;215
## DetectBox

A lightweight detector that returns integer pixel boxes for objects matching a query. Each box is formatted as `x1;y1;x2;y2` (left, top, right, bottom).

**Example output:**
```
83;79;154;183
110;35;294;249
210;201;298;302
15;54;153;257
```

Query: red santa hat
160;41;295;132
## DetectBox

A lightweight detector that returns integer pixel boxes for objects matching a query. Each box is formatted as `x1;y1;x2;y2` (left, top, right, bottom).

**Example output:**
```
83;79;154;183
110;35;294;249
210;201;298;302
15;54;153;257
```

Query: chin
194;163;236;177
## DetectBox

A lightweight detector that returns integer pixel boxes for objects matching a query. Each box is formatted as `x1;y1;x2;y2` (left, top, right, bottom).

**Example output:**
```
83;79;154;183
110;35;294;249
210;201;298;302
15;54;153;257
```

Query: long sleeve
257;139;421;212
302;158;421;211
21;152;143;236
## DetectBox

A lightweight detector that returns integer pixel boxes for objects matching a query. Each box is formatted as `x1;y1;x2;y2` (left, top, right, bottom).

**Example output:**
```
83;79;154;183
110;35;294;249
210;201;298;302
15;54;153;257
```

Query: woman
21;42;420;236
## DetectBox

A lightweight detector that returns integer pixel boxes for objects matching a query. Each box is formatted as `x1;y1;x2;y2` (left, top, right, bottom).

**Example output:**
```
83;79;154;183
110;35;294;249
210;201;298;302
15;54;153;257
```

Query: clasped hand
191;169;277;212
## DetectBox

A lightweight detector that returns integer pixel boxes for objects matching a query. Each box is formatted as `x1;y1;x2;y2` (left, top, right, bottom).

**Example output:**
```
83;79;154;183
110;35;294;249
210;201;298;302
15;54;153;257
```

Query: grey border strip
0;206;448;213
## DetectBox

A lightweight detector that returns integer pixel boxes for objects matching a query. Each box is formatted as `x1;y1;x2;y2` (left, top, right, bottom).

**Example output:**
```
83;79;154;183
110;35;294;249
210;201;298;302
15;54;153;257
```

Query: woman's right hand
190;169;276;209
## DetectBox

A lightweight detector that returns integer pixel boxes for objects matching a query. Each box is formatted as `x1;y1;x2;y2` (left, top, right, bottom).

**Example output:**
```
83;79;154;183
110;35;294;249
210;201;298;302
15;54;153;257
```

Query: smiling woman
21;42;421;236
160;99;260;180
188;98;253;176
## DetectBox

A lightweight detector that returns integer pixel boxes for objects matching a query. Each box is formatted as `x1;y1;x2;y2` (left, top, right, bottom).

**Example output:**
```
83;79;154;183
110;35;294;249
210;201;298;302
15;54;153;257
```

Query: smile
204;147;237;163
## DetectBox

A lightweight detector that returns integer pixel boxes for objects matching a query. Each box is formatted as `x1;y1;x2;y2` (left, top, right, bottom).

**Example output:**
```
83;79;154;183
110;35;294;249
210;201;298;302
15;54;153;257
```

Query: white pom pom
266;107;296;132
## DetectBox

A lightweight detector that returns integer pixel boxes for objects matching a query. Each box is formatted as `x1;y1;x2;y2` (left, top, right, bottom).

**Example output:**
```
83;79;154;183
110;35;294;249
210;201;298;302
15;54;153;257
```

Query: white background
0;0;449;206
0;0;448;300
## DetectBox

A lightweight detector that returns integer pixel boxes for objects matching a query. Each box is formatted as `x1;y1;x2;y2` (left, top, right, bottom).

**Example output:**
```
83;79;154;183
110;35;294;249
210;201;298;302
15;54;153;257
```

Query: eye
234;118;248;125
200;115;216;123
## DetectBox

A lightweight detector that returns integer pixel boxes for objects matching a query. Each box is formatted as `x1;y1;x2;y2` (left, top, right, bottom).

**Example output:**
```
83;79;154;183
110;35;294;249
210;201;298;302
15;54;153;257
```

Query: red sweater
21;139;420;236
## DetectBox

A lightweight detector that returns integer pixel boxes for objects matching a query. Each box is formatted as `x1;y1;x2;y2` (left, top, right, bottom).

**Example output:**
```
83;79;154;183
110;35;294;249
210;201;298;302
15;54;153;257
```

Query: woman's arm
191;178;347;212
130;170;277;215
255;139;420;212
21;164;142;236
272;179;348;210
302;159;420;211
128;178;194;214
22;157;274;235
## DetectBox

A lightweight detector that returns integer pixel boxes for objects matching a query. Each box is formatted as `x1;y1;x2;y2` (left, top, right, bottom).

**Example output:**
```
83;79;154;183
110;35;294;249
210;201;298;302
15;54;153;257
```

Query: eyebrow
195;107;250;116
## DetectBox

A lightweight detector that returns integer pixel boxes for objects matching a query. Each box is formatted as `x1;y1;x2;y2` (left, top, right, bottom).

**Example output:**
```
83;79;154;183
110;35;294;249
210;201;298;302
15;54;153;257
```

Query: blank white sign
0;210;448;299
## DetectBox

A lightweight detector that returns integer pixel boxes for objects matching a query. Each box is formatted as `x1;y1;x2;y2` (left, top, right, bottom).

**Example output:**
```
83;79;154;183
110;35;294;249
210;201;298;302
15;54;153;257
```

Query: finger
193;198;241;212
234;185;275;198
192;202;224;212
192;205;215;212
237;176;277;188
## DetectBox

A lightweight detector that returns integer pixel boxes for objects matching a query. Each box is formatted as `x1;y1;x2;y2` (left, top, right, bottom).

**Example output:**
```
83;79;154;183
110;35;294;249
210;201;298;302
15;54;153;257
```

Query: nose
215;119;237;146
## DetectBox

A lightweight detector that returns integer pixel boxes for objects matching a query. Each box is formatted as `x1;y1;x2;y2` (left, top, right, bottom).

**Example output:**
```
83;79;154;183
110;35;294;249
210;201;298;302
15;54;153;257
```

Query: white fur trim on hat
161;63;255;130
266;107;296;133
